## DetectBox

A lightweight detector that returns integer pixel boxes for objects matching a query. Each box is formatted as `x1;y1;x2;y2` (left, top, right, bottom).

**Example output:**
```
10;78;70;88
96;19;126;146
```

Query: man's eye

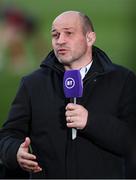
66;32;73;35
52;33;59;38
52;34;57;37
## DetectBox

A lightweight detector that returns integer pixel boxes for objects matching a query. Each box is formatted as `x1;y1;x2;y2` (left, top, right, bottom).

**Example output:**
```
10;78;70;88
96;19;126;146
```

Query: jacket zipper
83;72;99;85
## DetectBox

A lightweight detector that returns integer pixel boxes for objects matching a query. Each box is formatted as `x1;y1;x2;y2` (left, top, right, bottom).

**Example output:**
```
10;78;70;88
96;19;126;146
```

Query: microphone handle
71;97;77;140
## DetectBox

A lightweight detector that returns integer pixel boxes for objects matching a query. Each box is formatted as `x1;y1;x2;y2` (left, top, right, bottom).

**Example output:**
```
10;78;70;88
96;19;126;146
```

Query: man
0;11;136;179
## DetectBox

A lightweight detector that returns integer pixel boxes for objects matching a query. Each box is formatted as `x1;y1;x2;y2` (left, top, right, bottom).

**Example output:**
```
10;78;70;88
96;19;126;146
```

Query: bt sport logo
65;78;75;89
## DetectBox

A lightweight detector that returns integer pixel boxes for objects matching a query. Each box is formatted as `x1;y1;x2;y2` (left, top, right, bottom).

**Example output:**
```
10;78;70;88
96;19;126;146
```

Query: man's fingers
65;103;88;129
67;122;77;128
33;167;42;173
65;110;77;117
65;103;80;117
67;116;77;126
19;159;42;172
19;151;36;160
65;103;77;110
22;163;42;172
20;159;38;167
66;116;85;129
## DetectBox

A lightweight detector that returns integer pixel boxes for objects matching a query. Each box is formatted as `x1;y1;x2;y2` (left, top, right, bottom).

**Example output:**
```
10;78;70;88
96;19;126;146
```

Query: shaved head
53;11;94;34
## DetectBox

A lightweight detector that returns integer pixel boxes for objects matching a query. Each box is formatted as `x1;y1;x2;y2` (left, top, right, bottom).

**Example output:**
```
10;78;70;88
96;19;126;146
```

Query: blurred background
0;0;136;126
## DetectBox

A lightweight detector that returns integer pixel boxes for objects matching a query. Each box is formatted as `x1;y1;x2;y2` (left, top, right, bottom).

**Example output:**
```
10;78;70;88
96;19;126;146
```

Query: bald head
52;11;94;34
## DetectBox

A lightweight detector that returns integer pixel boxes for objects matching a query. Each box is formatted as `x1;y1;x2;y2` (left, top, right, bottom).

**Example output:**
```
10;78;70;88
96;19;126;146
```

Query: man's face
51;13;91;68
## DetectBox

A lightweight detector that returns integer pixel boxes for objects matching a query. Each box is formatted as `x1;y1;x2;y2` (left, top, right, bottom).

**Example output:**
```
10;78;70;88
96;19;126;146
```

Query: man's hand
17;137;42;173
65;103;88;129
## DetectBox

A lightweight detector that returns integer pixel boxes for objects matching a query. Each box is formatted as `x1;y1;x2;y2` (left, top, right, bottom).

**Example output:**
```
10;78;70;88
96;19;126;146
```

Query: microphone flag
63;70;83;98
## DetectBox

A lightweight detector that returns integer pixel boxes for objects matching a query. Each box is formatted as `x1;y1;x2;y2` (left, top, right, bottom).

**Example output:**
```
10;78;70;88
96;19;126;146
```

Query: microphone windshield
63;70;83;98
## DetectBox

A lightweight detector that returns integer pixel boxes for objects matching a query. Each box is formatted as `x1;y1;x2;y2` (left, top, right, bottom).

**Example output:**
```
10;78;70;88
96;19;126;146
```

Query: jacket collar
90;46;115;74
40;50;65;73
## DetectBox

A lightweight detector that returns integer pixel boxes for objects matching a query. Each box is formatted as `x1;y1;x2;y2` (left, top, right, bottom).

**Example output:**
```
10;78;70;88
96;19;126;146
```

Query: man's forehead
52;13;81;32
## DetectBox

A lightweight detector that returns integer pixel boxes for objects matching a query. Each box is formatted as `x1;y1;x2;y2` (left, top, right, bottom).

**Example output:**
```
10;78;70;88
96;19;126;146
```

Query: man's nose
57;34;66;44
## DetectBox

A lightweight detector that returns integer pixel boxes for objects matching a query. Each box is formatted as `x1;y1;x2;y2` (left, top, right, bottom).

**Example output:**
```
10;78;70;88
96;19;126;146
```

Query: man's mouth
57;48;68;54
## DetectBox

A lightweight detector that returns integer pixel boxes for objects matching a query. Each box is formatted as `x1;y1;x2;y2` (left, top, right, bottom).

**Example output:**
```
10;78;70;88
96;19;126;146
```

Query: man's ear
86;32;96;46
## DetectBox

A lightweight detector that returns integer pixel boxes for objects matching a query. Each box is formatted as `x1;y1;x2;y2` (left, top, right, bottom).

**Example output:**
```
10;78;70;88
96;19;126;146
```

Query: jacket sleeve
80;71;136;156
0;78;31;169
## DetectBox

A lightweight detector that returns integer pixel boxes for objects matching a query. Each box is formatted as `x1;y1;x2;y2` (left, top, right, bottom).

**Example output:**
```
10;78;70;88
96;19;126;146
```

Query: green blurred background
0;0;136;126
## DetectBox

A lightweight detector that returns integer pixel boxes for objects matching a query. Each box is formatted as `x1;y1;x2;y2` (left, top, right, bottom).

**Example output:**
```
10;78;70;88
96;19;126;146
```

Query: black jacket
0;46;136;178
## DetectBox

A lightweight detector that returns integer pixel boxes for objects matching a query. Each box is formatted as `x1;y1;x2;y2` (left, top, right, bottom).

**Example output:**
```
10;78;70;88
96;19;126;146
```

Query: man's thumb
21;137;31;148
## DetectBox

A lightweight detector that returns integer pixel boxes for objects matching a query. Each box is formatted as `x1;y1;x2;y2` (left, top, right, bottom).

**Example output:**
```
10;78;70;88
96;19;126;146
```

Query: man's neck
64;59;93;70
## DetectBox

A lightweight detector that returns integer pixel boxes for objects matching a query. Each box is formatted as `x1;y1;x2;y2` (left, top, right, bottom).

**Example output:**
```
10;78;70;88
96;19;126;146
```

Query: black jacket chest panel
82;72;125;116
